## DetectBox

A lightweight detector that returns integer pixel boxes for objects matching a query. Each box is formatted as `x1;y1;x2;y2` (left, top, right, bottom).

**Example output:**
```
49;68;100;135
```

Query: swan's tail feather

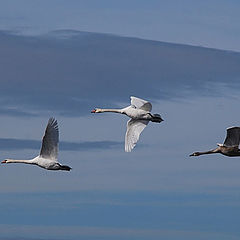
151;114;164;123
60;165;72;171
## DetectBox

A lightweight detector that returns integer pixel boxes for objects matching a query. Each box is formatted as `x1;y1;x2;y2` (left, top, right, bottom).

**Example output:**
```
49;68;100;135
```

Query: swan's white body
1;118;71;171
92;96;163;152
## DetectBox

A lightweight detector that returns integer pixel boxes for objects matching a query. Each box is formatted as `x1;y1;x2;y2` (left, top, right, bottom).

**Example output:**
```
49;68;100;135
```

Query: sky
1;1;240;240
0;0;240;51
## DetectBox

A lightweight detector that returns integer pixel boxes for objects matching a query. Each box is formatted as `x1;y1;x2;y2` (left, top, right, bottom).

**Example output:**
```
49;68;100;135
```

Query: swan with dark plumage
91;96;163;152
1;118;71;171
190;127;240;157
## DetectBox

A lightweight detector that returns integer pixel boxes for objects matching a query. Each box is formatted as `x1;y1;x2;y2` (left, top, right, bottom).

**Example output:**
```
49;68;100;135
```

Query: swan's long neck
4;159;35;164
197;151;216;155
198;148;220;155
190;147;220;157
98;108;123;114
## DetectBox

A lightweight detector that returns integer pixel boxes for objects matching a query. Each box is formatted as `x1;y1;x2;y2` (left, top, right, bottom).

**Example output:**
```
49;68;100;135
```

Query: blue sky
1;1;240;240
0;0;240;51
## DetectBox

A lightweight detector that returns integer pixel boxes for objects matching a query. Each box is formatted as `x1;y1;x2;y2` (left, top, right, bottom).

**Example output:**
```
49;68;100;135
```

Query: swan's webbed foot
150;114;164;123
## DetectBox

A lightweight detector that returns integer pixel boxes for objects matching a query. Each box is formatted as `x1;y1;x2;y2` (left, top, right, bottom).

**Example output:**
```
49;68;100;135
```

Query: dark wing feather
223;127;240;147
40;118;59;160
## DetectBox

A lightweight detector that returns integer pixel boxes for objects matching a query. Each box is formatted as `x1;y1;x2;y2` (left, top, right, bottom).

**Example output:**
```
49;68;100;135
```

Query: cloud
0;212;239;240
0;107;37;117
0;224;238;240
0;190;240;240
0;30;239;117
0;138;121;151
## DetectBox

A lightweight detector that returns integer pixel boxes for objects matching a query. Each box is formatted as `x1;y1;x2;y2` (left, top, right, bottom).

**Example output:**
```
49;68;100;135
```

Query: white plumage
92;96;163;152
125;119;149;152
1;118;71;171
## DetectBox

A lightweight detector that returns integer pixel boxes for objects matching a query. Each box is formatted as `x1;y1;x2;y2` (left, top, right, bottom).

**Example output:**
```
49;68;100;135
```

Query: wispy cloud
0;107;37;117
0;138;122;151
0;224;238;240
1;191;240;239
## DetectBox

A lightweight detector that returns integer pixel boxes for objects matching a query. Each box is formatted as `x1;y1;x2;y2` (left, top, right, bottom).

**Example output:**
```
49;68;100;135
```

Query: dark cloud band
0;30;240;117
0;138;122;151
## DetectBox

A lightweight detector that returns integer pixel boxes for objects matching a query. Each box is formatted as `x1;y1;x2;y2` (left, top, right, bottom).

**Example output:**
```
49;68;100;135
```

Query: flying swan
1;118;72;171
91;96;163;152
190;127;240;157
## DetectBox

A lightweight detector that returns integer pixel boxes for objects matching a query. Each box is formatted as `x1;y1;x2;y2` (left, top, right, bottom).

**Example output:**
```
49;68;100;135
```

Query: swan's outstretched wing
125;119;149;152
223;127;240;147
40;118;59;161
130;96;152;112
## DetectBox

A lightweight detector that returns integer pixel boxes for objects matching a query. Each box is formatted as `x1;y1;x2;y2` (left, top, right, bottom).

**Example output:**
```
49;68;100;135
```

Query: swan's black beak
91;109;96;113
189;152;199;157
1;160;7;164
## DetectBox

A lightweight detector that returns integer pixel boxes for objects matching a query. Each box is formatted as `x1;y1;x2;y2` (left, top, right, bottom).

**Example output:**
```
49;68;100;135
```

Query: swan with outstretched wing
92;96;163;152
190;127;240;157
2;118;71;171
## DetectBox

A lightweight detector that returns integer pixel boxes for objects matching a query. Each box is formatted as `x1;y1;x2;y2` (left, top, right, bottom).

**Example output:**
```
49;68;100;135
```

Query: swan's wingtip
125;148;132;153
125;148;130;152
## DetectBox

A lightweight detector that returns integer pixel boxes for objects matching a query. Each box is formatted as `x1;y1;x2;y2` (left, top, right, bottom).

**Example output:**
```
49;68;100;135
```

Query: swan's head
1;159;10;164
189;152;200;157
91;108;102;113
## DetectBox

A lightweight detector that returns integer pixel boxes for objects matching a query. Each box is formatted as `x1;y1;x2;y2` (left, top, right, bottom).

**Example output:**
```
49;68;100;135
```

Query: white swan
91;96;163;152
1;118;71;171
